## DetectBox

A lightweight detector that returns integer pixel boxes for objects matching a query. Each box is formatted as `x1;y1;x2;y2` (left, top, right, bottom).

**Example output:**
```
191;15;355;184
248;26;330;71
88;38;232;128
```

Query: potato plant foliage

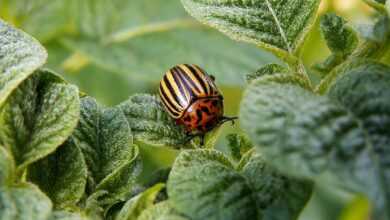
0;0;390;220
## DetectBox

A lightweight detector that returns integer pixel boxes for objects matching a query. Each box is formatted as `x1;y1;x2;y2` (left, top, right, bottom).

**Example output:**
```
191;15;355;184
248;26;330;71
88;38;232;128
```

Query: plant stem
287;58;313;90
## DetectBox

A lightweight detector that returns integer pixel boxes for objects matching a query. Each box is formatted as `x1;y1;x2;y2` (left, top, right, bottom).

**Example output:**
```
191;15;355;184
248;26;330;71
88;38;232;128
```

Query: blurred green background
0;0;375;219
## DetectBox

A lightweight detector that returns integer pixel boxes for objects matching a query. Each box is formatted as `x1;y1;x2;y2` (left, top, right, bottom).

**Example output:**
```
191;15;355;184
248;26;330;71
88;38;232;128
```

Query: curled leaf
0;69;80;173
181;0;320;60
0;19;47;107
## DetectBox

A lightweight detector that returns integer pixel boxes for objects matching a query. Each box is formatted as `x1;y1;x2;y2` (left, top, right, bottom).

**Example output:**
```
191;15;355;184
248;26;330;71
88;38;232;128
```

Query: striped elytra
159;64;237;145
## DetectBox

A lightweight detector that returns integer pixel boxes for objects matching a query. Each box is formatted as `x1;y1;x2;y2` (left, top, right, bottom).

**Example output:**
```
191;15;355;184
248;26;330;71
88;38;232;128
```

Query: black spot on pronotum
201;106;210;115
212;100;218;107
196;109;203;123
184;115;191;122
196;109;202;118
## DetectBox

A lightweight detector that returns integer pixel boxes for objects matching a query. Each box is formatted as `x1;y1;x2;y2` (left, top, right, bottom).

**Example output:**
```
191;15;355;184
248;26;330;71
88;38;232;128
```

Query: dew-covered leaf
314;13;358;73
118;94;190;149
328;63;390;219
168;149;260;220
246;63;290;83
116;183;165;220
0;19;47;107
72;97;140;206
28;138;88;209
0;147;14;186
138;201;189;220
0;69;80;173
181;0;320;60
0;183;52;220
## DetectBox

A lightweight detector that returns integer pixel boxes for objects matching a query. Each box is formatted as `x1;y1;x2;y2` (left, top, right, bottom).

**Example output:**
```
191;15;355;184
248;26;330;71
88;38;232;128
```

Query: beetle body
159;64;236;144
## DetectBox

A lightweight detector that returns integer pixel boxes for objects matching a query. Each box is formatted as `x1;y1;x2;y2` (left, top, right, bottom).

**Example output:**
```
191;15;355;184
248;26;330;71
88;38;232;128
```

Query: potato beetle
159;64;237;145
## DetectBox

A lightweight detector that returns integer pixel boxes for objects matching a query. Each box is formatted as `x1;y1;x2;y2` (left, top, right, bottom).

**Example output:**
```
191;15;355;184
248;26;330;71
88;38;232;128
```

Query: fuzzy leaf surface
0;147;14;186
49;211;91;220
168;149;259;220
72;97;140;206
0;19;47;107
328;63;390;219
118;94;190;149
116;183;165;220
181;0;320;59
226;133;253;161
0;183;52;220
138;201;189;220
246;64;290;83
168;149;312;220
240;81;366;178
28;138;88;209
314;13;358;73
237;151;313;220
0;70;80;172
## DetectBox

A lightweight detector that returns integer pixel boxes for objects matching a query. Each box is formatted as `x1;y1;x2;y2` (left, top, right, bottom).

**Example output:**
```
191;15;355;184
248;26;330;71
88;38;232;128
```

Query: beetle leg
221;116;238;125
200;134;205;146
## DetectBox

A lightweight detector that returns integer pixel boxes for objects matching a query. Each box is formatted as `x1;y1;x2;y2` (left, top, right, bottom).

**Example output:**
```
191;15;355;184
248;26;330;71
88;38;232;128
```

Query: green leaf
4;0;71;42
373;16;390;43
251;72;312;90
0;183;53;220
316;59;377;94
0;19;47;107
116;183;165;220
328;63;390;219
180;0;321;60
168;149;312;220
60;0;277;87
69;0;124;39
118;94;190;149
241;67;390;219
314;13;358;73
168;149;260;220
320;13;358;56
0;69;80;173
246;63;290;83
387;1;390;15
4;0;127;42
0;147;14;186
138;201;189;220
237;151;313;220
240;81;365;178
49;211;91;220
27;138;88;209
72;97;140;206
364;0;388;13
226;133;253;161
